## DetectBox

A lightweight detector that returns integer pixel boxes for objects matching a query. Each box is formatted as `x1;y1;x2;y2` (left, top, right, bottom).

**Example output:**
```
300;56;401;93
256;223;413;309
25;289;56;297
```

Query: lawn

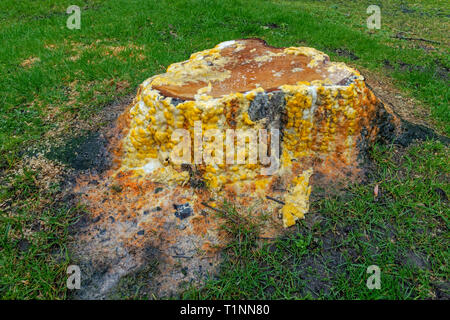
0;0;448;299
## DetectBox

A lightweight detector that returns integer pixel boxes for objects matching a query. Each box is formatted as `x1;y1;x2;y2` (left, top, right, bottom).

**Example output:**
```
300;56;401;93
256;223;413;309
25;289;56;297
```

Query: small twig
172;255;192;259
265;195;285;205
392;34;441;44
201;202;225;214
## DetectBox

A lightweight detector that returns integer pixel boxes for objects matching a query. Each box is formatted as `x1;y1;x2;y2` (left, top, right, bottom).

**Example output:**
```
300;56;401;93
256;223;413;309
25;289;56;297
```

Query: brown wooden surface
153;39;331;100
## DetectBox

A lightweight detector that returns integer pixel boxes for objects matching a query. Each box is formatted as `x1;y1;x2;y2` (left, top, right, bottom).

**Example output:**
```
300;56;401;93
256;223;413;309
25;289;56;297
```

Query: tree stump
119;39;397;227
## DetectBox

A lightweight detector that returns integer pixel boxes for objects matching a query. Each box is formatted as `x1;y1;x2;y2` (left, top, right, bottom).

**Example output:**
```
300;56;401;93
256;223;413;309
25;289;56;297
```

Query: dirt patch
402;251;430;270
262;23;281;30
46;133;110;173
359;67;441;133
432;281;450;299
333;48;359;61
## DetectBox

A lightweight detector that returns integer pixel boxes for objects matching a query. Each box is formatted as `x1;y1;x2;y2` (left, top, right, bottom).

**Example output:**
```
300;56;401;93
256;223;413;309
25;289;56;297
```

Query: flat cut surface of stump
151;39;353;100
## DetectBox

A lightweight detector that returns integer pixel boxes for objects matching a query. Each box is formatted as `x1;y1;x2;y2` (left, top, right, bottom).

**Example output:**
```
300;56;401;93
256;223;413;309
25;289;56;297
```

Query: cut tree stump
119;38;399;227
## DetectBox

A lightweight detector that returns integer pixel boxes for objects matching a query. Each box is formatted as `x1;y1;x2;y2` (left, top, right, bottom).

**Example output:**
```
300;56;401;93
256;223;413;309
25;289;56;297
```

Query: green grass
0;0;448;299
0;168;79;299
184;141;449;299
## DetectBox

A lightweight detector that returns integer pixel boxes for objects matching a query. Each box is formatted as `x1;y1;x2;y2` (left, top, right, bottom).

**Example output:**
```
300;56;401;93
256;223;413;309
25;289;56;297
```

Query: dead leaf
20;57;40;68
